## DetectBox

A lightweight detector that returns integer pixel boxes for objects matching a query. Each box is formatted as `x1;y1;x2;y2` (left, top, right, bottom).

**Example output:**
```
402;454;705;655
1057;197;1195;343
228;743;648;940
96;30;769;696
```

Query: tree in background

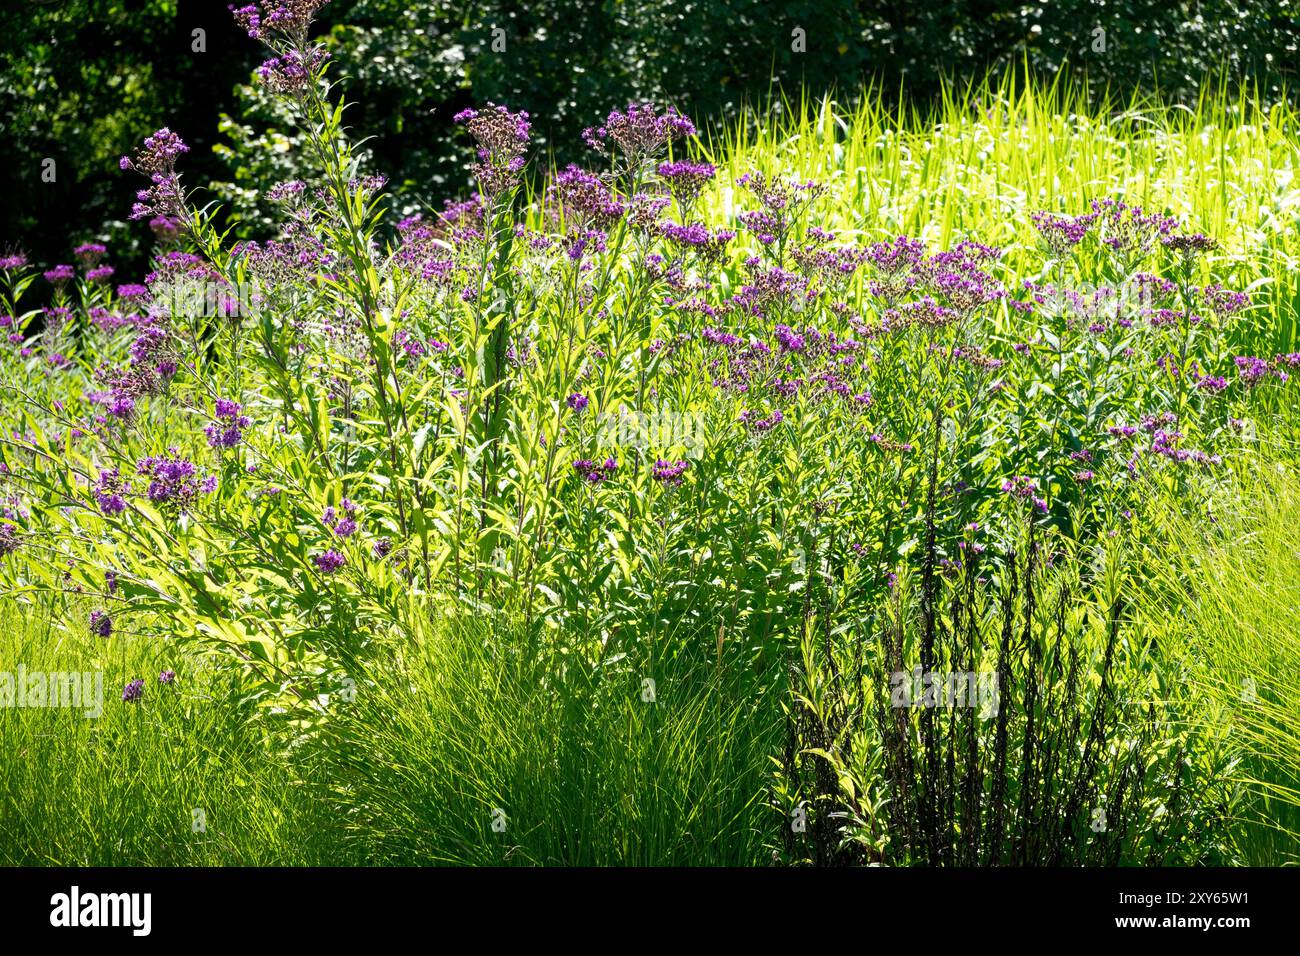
1;0;254;278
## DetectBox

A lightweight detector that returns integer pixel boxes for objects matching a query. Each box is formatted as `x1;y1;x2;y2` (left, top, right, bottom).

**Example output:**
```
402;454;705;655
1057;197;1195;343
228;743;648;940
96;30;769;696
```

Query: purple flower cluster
205;398;252;449
150;215;183;243
1030;211;1096;256
658;221;735;263
739;408;785;434
1198;283;1249;318
729;262;810;317
657;160;715;214
792;234;868;289
136;451;217;511
735;171;825;247
122;679;144;703
120;129;190;224
861;238;1004;321
1234;355;1283;386
1090;199;1178;261
129;325;179;379
314;549;347;574
1001;476;1048;513
1162;232;1218;260
651;459;690;486
90;610;113;638
94;468;130;515
455;103;531;198
230;0;329;42
323;499;358;537
256;46;330;95
0;522;20;557
866;235;927;276
44;264;75;289
573;457;619;483
583;102;695;160
549;165;625;232
74;243;107;268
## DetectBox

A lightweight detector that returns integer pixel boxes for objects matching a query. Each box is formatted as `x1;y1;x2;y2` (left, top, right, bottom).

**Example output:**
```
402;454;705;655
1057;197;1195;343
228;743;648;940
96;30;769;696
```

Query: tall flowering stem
455;104;531;505
230;0;422;550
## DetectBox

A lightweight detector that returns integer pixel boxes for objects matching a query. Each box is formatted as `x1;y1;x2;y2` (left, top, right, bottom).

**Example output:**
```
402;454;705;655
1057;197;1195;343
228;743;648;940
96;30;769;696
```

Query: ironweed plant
0;1;1295;865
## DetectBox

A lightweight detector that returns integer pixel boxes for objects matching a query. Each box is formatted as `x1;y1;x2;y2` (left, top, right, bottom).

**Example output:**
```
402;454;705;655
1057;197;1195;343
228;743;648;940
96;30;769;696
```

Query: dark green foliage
0;1;257;278
5;1;1297;271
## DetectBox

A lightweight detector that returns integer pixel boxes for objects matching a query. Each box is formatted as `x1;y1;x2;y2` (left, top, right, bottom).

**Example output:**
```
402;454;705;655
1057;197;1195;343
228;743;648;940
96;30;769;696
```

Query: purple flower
549;165;625;232
865;236;926;276
44;264;75;288
136;451;216;512
455;103;531;197
372;537;392;559
735;171;826;249
128;324;178;381
1162;232;1217;258
1235;355;1276;386
229;4;263;38
107;394;137;421
314;549;347;574
121;679;144;703
583;102;695;159
774;324;806;353
158;670;176;685
255;46;330;95
567;392;589;413
206;398;252;448
651;459;690;486
1030;211;1096;255
1089;198;1178;262
658;222;734;263
1197;283;1248;317
657;159;715;213
573;457;618;483
1002;475;1048;512
0;522;18;557
90;610;113;638
94;469;129;515
74;242;107;267
739;408;785;434
120;129;190;223
321;499;358;537
149;215;182;243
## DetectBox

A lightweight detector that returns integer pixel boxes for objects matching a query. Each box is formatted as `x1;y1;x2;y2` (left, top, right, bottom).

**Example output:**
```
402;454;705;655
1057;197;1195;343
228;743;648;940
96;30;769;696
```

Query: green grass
1144;454;1300;865
0;601;348;865
0;601;782;865
320;615;783;865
